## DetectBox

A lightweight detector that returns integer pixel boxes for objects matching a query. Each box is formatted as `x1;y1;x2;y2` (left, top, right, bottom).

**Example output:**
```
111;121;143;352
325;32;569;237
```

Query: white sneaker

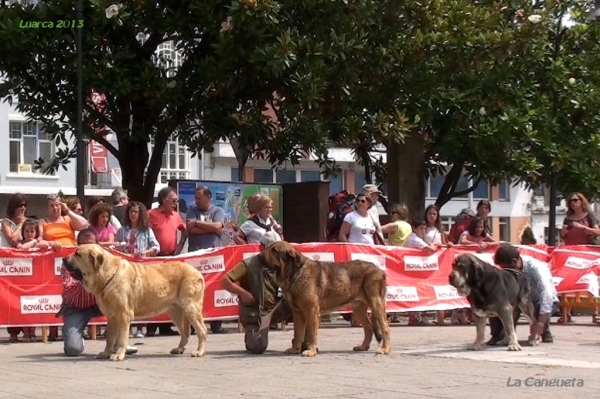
125;345;138;355
112;345;138;355
134;331;145;339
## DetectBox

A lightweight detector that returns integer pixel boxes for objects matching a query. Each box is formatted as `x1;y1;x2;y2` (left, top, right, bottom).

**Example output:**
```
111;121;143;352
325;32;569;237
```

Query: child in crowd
17;218;52;250
88;202;116;247
405;218;439;252
10;219;55;342
405;218;439;325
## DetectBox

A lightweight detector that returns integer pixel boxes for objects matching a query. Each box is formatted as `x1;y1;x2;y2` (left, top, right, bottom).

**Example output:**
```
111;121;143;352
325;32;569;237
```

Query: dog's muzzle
63;257;83;281
448;272;460;287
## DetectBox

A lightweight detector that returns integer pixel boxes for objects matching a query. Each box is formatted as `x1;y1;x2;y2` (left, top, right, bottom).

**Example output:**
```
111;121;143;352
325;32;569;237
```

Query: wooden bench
559;292;599;324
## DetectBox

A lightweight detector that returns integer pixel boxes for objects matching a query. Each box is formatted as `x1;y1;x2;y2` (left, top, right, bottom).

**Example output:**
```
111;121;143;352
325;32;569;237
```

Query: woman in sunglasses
0;193;29;248
561;192;600;245
338;193;378;244
1;193;29;342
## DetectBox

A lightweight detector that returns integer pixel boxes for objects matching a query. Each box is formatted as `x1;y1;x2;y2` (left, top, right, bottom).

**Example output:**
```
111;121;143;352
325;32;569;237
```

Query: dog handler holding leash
487;244;559;345
221;231;306;354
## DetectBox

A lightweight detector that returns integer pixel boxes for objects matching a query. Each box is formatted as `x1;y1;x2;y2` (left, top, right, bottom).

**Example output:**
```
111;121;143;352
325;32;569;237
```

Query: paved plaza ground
1;317;599;399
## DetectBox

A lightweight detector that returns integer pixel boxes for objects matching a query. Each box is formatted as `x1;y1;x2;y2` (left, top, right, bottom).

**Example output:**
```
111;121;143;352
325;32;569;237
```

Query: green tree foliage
0;0;409;205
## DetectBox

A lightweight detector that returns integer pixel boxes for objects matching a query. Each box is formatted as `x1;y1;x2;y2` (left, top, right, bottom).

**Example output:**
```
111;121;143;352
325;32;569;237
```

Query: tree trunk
118;136;160;209
386;131;426;220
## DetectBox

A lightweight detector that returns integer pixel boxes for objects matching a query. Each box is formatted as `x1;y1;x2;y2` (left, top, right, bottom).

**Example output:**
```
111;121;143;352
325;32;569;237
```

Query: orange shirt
148;208;185;254
42;216;76;246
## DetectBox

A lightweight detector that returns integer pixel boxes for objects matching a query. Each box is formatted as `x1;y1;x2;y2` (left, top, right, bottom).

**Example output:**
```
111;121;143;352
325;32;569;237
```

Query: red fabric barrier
0;243;598;327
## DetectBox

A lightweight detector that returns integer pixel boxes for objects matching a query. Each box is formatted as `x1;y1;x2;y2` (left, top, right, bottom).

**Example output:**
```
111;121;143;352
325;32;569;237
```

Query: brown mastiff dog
64;244;208;361
261;241;391;356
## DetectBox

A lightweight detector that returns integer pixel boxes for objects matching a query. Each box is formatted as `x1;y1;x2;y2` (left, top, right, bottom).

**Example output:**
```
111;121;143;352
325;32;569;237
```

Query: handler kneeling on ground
221;231;292;354
57;229;138;357
488;244;559;345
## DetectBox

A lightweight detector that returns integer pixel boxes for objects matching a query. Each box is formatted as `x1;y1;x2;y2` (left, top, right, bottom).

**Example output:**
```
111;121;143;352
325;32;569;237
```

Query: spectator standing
424;205;451;247
338;193;377;244
186;186;227;334
1;193;29;248
8;217;52;342
405;218;439;325
115;201;160;338
111;187;129;226
561;192;600;245
458;216;497;251
87;197;122;230
381;203;412;247
147;186;187;337
39;193;89;340
381;203;411;323
362;184;383;236
88;202;116;247
235;195;282;244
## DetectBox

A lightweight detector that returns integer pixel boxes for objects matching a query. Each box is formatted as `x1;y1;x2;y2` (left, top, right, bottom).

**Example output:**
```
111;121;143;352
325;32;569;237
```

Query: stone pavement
1;318;599;399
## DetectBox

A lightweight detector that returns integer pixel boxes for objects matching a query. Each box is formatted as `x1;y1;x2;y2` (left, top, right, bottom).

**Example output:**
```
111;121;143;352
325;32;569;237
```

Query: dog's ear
283;245;303;266
469;256;484;285
89;248;104;272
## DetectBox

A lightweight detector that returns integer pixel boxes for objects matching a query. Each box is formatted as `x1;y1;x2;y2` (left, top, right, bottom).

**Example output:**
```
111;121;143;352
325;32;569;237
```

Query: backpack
326;190;356;242
448;208;476;244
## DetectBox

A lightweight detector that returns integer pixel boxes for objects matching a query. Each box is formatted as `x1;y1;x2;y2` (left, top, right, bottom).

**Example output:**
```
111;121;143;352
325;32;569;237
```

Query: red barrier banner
0;244;598;327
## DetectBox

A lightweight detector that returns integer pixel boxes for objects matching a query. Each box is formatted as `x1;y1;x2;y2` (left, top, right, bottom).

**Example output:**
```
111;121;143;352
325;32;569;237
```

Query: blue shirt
186;205;226;251
115;226;160;255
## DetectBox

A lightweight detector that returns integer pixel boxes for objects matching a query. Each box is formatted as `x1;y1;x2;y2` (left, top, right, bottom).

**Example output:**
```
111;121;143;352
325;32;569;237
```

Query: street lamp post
75;0;85;204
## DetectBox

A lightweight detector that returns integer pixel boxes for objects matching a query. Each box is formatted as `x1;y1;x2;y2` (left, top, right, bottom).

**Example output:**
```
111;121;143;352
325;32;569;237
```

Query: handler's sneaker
125;345;138;355
110;344;138;355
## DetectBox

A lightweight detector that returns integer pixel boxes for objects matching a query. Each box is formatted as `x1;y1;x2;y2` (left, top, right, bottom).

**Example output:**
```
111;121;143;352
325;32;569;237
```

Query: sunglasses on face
570;198;581;203
19;203;27;208
356;199;368;204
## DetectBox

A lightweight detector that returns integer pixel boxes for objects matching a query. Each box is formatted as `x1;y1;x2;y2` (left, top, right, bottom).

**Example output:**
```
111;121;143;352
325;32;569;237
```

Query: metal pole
467;179;474;210
76;0;85;203
200;148;205;180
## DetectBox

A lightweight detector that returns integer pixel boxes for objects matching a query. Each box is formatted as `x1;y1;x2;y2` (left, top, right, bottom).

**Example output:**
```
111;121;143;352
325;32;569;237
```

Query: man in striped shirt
59;229;138;356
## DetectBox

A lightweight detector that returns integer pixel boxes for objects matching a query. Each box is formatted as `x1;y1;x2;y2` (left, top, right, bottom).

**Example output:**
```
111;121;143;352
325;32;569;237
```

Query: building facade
0;100;537;242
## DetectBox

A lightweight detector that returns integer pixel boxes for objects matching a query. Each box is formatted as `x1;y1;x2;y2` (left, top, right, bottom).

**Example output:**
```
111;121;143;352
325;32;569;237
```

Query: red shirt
149;207;185;254
61;266;96;309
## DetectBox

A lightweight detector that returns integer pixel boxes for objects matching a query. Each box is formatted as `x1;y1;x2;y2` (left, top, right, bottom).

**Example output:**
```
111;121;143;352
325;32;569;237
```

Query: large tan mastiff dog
260;241;391;357
64;244;208;361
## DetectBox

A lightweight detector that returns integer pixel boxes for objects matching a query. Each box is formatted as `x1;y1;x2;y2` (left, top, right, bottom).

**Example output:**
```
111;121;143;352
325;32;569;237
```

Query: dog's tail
369;273;387;344
371;314;383;343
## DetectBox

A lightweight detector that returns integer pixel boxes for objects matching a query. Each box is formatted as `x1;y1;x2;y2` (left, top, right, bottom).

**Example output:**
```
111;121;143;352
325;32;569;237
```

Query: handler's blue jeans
62;305;102;356
489;301;558;339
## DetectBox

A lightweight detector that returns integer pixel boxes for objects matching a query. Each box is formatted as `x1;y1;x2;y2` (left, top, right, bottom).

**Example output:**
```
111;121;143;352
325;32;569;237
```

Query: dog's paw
507;343;522;351
301;348;317;357
528;335;540;346
190;350;205;357
467;342;483;351
96;351;111;359
353;345;369;352
109;352;125;361
284;347;300;355
375;346;390;355
170;347;185;355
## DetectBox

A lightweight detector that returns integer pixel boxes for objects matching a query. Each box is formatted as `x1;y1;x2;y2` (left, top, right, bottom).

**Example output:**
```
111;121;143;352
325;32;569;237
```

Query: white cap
260;231;282;246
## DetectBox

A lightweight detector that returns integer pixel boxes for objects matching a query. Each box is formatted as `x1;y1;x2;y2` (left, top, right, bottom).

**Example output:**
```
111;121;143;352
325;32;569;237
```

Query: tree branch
453;176;482;197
